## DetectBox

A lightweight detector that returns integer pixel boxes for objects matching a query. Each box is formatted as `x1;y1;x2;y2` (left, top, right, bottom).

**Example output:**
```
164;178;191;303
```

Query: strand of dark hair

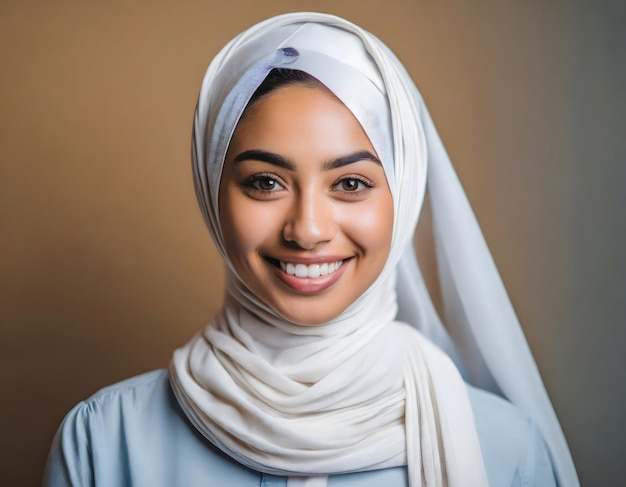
248;68;320;106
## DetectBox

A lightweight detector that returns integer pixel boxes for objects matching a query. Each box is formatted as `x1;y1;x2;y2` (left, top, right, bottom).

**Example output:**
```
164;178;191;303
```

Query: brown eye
243;174;285;193
241;173;286;199
341;179;359;191
334;177;373;193
256;177;278;191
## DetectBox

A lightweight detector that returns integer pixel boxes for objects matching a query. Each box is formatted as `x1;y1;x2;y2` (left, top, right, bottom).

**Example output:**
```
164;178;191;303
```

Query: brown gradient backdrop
1;1;624;485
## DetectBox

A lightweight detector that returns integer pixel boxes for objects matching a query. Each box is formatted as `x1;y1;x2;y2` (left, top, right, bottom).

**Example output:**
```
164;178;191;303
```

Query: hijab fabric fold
170;12;579;487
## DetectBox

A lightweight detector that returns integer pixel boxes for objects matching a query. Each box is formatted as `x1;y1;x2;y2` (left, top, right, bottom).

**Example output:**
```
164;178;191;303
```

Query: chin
270;299;349;326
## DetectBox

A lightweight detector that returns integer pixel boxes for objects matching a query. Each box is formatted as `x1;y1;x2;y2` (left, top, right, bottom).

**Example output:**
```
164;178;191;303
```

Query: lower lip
271;260;350;294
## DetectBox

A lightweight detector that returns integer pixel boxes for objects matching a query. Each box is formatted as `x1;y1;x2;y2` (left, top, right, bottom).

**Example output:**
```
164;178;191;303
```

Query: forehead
227;84;378;162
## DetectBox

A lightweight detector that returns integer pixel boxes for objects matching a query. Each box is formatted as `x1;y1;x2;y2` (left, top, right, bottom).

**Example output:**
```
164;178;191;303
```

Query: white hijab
170;12;578;487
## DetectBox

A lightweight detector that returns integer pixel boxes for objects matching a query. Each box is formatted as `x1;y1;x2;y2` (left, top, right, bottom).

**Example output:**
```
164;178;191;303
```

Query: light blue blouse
43;370;556;486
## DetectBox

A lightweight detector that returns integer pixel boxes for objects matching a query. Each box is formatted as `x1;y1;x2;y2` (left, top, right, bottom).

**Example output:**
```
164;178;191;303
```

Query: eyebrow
231;150;295;170
231;149;381;171
323;151;381;170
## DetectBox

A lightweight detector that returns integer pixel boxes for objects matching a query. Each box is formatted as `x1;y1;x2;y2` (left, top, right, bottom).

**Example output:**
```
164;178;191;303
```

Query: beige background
1;0;624;485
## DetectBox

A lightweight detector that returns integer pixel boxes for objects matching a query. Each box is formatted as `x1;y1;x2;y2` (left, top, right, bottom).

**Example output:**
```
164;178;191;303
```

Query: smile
279;260;344;279
264;256;351;294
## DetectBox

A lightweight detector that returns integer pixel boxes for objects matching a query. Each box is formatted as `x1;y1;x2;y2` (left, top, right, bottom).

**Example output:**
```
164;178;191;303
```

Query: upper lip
263;254;350;265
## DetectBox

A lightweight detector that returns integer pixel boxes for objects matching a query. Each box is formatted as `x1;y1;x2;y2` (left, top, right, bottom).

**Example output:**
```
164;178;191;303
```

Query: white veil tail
396;94;579;487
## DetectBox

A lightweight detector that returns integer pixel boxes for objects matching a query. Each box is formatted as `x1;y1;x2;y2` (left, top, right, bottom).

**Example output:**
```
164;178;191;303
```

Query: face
219;83;394;325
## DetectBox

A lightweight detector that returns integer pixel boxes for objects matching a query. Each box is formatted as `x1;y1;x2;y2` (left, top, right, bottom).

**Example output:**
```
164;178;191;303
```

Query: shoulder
58;369;173;435
467;384;530;442
49;369;180;446
466;384;557;487
53;368;171;433
87;368;169;402
43;370;174;486
43;369;260;487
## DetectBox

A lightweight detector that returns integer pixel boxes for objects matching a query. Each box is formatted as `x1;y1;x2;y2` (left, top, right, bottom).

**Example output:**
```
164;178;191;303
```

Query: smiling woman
43;12;579;487
219;77;393;324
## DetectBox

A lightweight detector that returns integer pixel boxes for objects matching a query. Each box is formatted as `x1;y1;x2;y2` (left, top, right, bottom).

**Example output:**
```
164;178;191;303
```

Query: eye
333;176;374;194
254;176;281;191
339;179;362;192
242;173;286;195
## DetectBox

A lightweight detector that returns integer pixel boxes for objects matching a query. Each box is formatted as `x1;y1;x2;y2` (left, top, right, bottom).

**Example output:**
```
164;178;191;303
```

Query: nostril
281;195;336;250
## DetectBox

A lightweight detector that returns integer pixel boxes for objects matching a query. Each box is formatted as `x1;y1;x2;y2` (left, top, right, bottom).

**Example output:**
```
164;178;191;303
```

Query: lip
266;254;349;265
264;255;352;294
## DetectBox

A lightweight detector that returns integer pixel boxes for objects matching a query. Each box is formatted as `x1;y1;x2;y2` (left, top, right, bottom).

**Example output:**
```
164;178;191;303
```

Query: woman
44;12;579;487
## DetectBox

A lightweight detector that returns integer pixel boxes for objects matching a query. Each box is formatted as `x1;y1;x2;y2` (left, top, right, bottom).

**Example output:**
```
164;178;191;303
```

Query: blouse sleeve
516;421;557;487
468;384;559;487
42;402;97;487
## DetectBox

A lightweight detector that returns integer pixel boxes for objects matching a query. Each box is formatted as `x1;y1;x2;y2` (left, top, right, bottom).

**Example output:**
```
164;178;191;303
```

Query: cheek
220;190;281;259
339;198;394;253
345;197;393;244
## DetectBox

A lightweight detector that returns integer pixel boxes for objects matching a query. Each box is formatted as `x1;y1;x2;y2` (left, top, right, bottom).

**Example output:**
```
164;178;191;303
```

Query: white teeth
280;260;344;278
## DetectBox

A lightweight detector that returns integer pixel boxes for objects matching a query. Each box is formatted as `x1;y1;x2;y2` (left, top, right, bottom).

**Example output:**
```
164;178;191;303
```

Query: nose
282;191;336;249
